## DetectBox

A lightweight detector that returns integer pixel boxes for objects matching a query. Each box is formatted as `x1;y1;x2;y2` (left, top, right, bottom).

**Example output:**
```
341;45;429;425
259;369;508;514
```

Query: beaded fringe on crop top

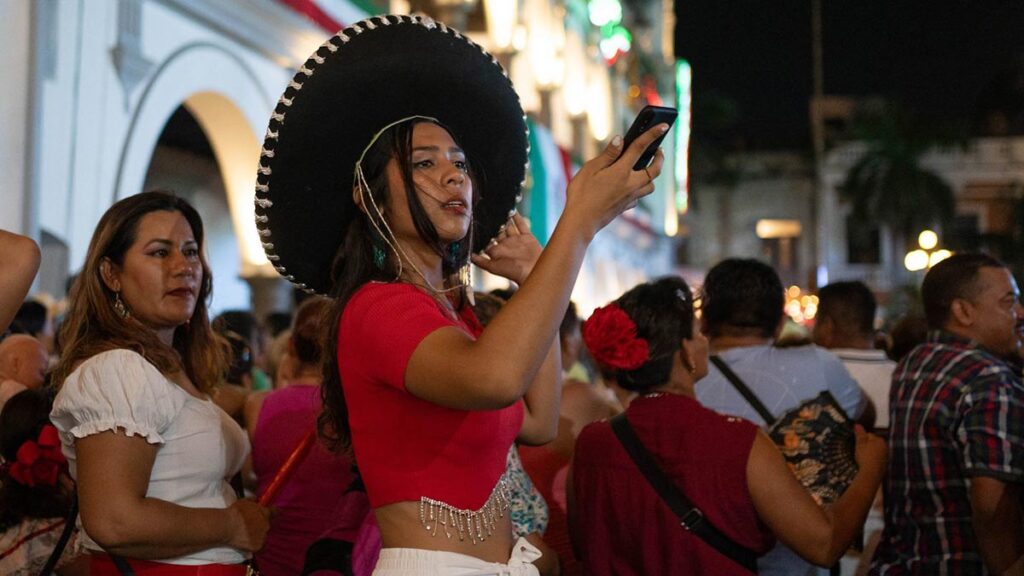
418;466;512;544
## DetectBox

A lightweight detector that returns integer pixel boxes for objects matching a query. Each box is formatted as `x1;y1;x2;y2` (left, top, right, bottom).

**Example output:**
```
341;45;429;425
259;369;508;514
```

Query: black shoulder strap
110;555;136;576
609;413;758;573
37;496;79;576
709;355;776;426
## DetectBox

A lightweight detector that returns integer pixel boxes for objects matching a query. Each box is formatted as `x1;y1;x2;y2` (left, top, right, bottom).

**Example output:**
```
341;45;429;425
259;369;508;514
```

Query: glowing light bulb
918;230;938;250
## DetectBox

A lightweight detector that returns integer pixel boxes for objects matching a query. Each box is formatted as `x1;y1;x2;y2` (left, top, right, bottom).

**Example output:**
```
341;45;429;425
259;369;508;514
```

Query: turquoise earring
447;241;462;266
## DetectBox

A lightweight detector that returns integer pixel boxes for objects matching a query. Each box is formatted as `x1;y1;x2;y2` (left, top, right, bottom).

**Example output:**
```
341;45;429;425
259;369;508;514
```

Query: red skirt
90;554;248;575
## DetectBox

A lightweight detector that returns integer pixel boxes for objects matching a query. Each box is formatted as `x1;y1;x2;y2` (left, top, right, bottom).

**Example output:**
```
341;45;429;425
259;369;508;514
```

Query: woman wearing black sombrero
255;14;668;574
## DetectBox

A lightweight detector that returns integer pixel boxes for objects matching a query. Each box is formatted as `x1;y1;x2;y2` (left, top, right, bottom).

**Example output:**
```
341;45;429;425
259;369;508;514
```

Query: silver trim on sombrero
253;13;530;295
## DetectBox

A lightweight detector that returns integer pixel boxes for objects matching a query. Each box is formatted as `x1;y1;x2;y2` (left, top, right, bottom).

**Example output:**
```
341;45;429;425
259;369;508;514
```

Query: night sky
674;2;1024;150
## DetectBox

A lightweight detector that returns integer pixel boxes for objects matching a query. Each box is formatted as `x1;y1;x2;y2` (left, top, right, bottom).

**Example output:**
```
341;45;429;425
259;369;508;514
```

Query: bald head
0;335;48;389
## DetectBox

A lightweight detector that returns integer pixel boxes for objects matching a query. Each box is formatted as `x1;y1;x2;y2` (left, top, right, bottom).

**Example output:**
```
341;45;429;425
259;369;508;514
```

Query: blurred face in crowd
958;266;1023;357
0;335;48;389
102;210;202;343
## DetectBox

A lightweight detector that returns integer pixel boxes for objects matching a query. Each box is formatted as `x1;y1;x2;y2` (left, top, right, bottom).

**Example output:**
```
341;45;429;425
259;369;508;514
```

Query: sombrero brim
255;14;529;295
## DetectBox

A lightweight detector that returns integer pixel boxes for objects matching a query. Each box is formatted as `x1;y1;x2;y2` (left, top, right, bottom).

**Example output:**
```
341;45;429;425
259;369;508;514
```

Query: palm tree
838;101;959;241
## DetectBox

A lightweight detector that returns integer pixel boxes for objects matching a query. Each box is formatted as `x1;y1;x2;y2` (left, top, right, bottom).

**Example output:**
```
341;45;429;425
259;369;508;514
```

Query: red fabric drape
277;0;344;33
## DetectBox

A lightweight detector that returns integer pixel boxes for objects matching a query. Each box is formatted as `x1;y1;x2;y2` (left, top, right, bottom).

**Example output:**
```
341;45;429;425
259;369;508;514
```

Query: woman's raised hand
561;124;668;239
853;424;887;472
225;498;272;552
471;213;542;285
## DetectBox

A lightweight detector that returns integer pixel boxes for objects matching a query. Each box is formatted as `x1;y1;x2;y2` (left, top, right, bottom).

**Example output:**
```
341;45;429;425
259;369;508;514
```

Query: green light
599;24;631;61
675;60;691;213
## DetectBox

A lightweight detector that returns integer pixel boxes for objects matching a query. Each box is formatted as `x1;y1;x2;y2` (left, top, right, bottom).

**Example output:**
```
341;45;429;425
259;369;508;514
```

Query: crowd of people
0;12;1021;576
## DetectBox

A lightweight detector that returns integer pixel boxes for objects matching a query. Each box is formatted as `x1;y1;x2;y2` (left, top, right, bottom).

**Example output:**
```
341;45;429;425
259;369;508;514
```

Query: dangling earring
369;226;387;270
113;292;130;319
447;241;462;266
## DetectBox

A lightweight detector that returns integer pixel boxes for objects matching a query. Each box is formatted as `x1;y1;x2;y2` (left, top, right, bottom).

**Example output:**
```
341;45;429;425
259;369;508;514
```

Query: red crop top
338;282;524;510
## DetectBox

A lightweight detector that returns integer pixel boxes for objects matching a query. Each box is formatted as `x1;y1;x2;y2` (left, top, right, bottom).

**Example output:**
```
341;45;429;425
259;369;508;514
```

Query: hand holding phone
621;105;677;171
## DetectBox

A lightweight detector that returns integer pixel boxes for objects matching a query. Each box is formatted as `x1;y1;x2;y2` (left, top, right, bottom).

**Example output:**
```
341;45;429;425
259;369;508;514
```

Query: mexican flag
525;119;575;246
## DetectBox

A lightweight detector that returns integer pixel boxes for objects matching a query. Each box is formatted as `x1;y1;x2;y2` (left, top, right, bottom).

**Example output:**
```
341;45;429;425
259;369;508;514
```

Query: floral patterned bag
710;356;858;505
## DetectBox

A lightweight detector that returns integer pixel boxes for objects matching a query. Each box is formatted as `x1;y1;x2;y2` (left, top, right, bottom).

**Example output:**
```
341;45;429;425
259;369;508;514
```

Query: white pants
372;537;542;576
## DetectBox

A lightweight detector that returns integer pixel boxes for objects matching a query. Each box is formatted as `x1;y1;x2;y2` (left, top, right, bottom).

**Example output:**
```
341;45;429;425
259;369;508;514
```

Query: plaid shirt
870;331;1024;575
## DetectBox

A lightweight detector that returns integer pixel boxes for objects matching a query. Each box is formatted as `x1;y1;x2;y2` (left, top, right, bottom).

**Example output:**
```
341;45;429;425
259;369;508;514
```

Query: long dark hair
52;191;227;392
319;119;477;454
0;389;72;529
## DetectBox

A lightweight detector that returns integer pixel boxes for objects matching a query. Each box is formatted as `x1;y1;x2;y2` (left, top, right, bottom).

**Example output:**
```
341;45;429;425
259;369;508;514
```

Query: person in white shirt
812;281;895;433
49;191;270;574
812;280;895;576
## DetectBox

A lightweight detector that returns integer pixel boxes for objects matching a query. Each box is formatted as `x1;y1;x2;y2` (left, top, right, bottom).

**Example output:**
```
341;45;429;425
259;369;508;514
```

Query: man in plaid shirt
871;253;1024;575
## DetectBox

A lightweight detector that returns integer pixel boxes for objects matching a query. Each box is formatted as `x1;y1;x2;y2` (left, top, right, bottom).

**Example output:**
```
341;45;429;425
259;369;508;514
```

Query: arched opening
142;105;250;314
111;44;292;319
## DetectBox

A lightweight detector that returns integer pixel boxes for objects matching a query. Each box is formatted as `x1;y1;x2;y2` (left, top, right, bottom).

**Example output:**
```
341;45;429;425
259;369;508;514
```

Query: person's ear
99;258;121;292
679;340;697;374
950;298;975;326
352;185;366;214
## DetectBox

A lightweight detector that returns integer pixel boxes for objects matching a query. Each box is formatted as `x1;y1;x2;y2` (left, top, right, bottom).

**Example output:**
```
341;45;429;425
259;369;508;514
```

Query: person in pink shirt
245;297;367;576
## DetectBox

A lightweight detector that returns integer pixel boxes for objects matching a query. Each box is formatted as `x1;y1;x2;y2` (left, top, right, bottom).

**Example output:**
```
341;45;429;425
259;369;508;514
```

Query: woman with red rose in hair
0;388;87;575
568;277;887;575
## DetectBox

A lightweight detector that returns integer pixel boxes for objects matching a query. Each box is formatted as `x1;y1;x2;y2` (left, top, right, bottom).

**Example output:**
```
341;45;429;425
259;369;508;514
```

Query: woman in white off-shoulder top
49;191;271;575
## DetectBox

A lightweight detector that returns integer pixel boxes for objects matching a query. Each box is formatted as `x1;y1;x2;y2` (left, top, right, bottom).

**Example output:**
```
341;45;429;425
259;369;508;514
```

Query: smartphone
621;105;677;171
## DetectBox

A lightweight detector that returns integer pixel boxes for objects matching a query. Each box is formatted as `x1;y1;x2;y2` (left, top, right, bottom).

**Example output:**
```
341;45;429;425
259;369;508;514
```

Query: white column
0;1;33;234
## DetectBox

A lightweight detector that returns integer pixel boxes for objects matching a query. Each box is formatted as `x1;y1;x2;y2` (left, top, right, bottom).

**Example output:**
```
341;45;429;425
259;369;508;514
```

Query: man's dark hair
489;287;517;302
921;252;1007;330
560;301;580;339
700;258;784;338
11;301;47;336
214;310;262;349
264;312;293;338
817;281;876;338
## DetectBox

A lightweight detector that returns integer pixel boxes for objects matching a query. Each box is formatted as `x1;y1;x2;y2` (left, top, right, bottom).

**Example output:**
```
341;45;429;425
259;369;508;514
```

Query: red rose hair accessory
4;424;66;487
582;304;650;371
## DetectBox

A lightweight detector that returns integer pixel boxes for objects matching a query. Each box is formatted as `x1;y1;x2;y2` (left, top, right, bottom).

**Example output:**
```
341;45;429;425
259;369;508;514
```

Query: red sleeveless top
338;282;524;509
572;393;775;575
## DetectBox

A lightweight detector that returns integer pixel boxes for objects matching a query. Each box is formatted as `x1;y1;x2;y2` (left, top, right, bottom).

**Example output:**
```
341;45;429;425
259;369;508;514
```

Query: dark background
674;2;1024;150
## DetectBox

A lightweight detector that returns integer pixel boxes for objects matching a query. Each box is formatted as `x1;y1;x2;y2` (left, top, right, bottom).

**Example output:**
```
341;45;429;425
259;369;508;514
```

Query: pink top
253;384;366;576
338;283;524;509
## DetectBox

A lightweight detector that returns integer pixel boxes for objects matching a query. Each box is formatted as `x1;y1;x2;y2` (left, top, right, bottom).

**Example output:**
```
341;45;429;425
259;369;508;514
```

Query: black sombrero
254;14;529;295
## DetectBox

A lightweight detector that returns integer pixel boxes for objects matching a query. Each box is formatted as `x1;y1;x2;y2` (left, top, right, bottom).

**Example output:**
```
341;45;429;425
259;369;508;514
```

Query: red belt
90;554;247;575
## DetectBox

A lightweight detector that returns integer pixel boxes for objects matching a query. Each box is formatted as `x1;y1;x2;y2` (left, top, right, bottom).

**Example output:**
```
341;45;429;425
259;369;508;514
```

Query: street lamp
904;229;952;271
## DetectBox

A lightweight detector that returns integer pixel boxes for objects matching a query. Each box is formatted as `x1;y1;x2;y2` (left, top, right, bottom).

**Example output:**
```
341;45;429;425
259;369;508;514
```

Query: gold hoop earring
113;292;130;319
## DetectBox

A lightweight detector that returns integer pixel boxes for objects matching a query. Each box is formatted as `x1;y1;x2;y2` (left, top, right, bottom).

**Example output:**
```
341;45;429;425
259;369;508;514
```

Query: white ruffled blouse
50;349;249;565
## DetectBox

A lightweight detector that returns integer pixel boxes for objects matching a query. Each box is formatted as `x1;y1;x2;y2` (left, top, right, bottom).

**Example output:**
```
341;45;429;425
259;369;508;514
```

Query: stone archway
115;42;294;316
114;42;277;276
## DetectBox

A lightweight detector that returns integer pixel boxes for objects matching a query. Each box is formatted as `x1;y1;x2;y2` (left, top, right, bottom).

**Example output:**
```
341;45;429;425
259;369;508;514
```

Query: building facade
3;0;681;318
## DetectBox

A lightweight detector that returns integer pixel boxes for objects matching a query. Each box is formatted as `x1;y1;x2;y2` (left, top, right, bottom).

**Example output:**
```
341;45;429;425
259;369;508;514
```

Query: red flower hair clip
4;424;66;488
582;304;649;371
